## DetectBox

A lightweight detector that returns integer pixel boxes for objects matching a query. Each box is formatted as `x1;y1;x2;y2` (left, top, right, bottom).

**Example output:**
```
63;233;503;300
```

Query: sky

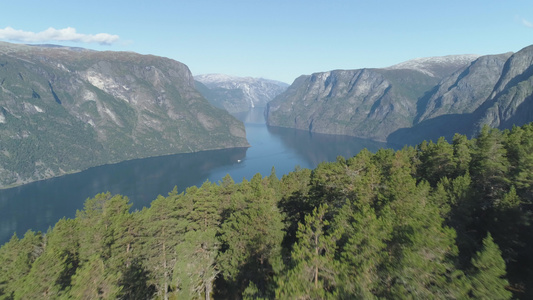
1;1;532;83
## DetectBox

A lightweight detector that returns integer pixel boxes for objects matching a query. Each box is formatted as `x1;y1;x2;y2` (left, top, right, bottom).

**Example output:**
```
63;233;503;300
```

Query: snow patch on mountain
195;74;289;112
387;54;481;77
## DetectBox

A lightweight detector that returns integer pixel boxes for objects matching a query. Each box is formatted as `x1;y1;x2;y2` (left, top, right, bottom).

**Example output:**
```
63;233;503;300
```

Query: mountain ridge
267;45;533;145
195;74;288;113
386;54;481;77
0;42;249;188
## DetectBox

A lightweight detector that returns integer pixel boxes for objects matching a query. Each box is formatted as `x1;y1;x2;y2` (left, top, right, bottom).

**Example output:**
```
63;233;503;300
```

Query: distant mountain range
195;74;288;113
0;42;248;188
267;45;533;145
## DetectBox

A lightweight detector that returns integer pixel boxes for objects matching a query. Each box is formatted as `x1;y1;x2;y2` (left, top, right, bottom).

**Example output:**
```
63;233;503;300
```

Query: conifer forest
2;124;533;299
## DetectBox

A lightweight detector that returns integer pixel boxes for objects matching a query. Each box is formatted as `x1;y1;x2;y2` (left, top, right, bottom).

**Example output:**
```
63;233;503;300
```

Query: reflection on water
267;126;390;166
0;108;396;244
0;148;246;243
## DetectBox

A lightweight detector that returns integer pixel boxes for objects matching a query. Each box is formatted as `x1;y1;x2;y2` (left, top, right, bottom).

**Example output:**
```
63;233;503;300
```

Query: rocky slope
267;46;533;145
0;42;248;188
385;54;480;77
267;68;439;140
195;74;288;113
266;55;478;141
416;53;512;123
476;45;533;129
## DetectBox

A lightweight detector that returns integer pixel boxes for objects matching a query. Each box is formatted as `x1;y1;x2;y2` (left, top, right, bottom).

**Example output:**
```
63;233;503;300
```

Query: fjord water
0;109;391;244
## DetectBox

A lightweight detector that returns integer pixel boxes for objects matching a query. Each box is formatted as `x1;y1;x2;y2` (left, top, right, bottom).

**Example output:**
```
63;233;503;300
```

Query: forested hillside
2;123;533;299
0;42;248;188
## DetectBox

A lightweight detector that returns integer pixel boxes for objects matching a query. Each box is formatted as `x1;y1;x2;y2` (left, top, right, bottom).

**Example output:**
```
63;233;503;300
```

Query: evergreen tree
470;126;510;206
276;204;338;299
173;181;221;300
469;233;512;299
382;155;467;299
346;149;383;208
418;137;455;186
67;254;122;299
174;229;219;300
452;133;472;177
218;174;284;298
13;250;70;299
0;231;42;299
278;167;313;251
75;193;132;261
140;194;185;300
336;204;392;299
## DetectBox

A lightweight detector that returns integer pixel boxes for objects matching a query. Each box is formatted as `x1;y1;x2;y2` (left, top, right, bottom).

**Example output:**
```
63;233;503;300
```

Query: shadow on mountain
268;126;393;166
500;94;533;130
387;113;476;146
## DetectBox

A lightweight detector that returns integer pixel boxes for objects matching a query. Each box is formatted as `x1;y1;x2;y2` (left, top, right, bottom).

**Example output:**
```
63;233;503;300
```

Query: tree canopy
3;124;533;299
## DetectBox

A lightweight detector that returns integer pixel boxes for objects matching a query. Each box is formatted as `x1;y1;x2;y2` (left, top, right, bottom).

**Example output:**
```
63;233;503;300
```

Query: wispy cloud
521;18;533;28
0;27;119;45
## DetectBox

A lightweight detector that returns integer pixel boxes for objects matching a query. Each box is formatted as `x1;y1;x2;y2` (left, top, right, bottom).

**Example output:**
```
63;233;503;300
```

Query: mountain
389;45;533;145
267;55;478;141
267;46;533;145
415;53;512;123
385;54;481;78
195;74;289;113
476;46;533;130
0;42;248;188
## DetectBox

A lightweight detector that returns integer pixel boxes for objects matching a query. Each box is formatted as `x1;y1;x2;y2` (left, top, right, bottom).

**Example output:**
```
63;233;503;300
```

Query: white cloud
0;27;119;45
522;18;533;28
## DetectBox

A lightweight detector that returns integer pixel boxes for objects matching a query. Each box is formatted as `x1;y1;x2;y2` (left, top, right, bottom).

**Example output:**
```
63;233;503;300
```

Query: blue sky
1;0;532;83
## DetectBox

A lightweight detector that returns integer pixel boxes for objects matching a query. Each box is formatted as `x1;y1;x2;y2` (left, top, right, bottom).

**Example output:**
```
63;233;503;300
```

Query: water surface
0;109;391;244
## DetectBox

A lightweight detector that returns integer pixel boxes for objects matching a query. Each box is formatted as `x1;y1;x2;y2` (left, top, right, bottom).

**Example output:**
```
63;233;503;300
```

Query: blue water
0;109;391;244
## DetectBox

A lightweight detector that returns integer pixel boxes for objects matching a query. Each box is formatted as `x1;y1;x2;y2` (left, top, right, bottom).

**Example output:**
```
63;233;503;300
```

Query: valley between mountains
2;41;533;188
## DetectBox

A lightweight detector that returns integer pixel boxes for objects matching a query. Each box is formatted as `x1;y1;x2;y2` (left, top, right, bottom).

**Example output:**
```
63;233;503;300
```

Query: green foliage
336;204;392;298
3;123;533;298
469;233;512;299
418;136;455;186
67;254;122;299
218;174;285;298
0;231;43;299
13;249;70;299
276;204;339;299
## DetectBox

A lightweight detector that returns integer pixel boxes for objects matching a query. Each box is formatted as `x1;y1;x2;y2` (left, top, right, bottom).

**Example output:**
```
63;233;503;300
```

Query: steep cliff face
267;67;443;141
0;42;248;187
417;53;512;123
194;74;288;113
475;45;533;130
405;45;533;143
268;46;533;145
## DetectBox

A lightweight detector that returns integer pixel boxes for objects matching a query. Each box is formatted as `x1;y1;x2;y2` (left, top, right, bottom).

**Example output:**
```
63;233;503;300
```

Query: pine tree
173;181;221;300
0;231;43;299
382;155;468;299
174;229;219;300
13;250;70;299
418;137;455;186
452;133;472;177
67;254;122;299
470;126;510;206
75;193;132;261
218;174;284;298
469;233;512;299
276;204;338;299
140;194;185;300
336;204;392;299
